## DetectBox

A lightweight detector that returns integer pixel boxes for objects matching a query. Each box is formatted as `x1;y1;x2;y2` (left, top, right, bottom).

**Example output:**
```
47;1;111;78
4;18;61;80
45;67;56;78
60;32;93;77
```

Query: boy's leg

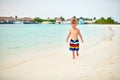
76;51;79;56
72;51;75;59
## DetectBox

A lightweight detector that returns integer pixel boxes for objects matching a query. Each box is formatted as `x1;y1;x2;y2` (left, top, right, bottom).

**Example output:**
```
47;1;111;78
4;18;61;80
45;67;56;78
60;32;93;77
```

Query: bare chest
71;29;78;35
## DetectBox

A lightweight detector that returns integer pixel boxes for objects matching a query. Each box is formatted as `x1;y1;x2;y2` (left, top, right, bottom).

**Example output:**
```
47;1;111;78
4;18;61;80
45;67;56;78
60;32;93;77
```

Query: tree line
95;17;115;24
32;16;116;24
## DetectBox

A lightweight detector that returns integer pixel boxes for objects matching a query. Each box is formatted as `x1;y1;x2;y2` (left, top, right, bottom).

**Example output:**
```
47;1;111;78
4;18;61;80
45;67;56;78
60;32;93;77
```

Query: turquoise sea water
0;24;111;64
0;24;107;54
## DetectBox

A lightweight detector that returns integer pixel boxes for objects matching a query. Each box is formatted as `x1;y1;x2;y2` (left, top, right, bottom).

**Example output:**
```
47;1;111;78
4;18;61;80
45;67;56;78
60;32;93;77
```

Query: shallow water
0;24;108;54
0;24;112;66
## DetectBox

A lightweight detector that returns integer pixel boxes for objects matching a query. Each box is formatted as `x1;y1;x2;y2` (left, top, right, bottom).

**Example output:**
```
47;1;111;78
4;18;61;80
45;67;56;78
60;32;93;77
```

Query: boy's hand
82;40;84;43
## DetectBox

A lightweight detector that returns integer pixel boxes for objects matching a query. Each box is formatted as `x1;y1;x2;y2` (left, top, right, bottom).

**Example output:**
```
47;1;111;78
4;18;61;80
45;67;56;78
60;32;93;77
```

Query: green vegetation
41;19;55;23
32;17;55;23
95;17;115;24
32;17;42;23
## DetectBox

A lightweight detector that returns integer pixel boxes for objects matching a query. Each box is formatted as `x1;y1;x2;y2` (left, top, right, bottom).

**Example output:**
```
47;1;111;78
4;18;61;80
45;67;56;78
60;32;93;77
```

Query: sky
0;0;120;21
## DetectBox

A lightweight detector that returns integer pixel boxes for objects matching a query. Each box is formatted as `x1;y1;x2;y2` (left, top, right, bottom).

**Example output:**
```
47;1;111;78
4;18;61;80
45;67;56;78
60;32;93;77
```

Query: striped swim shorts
69;39;79;51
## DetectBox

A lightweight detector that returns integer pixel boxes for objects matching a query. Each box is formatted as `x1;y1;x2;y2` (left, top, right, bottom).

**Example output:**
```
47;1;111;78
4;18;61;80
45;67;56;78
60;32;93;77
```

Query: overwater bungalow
0;16;15;24
21;17;34;24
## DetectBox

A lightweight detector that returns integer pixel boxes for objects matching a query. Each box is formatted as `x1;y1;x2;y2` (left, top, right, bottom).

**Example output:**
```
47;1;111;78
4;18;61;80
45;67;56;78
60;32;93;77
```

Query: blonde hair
71;18;78;24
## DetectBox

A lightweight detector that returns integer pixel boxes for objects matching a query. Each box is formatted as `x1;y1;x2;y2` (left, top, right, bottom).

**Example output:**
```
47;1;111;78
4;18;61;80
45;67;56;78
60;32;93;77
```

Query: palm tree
93;17;96;20
60;16;65;21
72;16;76;19
15;15;18;21
54;17;57;20
60;16;65;24
106;17;115;24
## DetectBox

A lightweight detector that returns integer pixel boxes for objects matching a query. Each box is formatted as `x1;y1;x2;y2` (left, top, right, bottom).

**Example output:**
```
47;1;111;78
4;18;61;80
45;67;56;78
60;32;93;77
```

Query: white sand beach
0;25;120;80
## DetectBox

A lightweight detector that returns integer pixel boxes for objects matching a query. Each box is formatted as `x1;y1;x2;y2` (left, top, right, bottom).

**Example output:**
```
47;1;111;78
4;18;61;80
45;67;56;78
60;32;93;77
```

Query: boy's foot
76;53;79;56
76;51;79;56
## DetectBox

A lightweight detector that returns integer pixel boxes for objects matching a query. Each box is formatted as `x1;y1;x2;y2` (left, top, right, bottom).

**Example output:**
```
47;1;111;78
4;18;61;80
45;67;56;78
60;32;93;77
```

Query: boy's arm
66;29;71;43
78;29;84;43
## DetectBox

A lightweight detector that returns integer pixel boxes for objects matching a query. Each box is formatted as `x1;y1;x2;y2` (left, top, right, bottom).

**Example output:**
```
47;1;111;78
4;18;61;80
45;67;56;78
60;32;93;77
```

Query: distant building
21;17;33;24
55;18;62;24
84;20;95;24
79;18;95;24
65;18;72;24
79;18;84;24
0;16;15;24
